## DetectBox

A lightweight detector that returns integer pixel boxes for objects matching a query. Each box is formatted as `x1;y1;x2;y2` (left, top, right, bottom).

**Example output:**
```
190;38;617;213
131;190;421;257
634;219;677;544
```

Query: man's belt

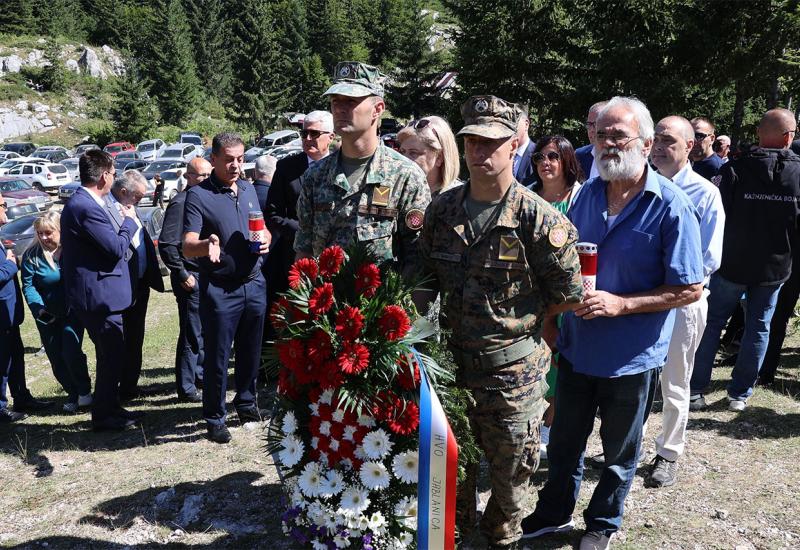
448;337;537;370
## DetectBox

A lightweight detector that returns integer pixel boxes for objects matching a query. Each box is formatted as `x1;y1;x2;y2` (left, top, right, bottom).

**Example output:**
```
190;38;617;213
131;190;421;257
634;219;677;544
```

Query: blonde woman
397;116;461;198
21;211;92;413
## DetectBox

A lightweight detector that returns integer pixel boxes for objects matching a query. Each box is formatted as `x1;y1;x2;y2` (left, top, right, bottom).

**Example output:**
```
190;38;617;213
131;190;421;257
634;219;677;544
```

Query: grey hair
255;155;278;179
113;169;148;192
304;111;334;132
212;132;245;155
598;96;654;141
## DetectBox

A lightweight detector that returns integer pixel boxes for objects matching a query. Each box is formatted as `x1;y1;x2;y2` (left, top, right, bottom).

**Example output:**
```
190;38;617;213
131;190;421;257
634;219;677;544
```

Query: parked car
141;159;187;185
31;146;71;163
74;144;100;156
59;158;81;181
6;162;72;192
7;203;39;220
137;206;169;275
0;151;21;160
103;141;135;158
179;133;203;146
160;168;186;202
0;177;52;211
268;145;303;160
381;133;400;151
0;213;42;259
58;182;80;202
114;158;148;174
256;129;300;149
1;142;37;157
244;146;269;163
136;139;166;161
161;143;203;161
0;157;38;175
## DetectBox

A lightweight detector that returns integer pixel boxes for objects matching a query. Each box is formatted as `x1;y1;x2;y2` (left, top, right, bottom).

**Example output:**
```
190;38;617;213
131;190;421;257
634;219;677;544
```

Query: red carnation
308;283;335;315
335;306;364;340
378;305;411;341
319;246;346;278
307;330;333;367
355;263;381;298
338;342;370;375
287;258;319;289
388;399;420;435
396;355;421;390
277;339;313;384
319;361;345;390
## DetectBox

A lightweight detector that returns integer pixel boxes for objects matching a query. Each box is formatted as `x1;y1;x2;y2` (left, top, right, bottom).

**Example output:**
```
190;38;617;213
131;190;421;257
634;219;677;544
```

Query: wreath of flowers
267;245;452;549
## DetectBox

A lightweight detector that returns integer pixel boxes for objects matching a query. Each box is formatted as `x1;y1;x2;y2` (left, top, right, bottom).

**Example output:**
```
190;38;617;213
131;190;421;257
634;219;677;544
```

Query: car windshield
61;159;78;167
138;143;155;151
0;179;31;192
0;160;21;168
105;145;123;153
117;152;137;159
163;148;183;156
148;161;178;172
181;135;202;145
0;215;36;235
31;152;48;158
49;165;67;173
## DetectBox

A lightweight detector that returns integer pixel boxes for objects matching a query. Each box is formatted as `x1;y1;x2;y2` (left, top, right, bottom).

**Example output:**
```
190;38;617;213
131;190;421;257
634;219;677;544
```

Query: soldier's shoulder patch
711;175;722;186
405;208;424;230
548;223;569;248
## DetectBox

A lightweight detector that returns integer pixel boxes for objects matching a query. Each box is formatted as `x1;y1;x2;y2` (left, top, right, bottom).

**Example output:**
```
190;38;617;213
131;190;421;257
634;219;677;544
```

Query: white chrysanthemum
324;513;338;533
357;515;370;530
339;485;370;514
307;501;326;525
309;402;320;416
319;420;332;436
321;470;345;497
311;540;327;550
362;428;393;459
281;411;297;434
354;445;367;460
318;451;329;467
398;532;413;545
330;438;340;451
359;461;390;490
320;389;334;404
311;436;319;449
394;496;418;529
298;462;325;497
343;425;358;442
392;450;419;484
278;435;304;468
333;534;351;548
357;414;376;427
368;511;387;533
332;408;345;422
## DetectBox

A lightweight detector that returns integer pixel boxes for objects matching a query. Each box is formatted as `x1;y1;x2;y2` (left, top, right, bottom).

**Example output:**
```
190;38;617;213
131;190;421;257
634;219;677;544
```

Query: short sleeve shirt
557;166;704;378
183;173;263;284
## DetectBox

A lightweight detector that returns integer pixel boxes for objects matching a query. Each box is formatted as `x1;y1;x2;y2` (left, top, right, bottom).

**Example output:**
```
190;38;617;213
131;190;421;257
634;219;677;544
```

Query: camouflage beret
323;61;385;98
457;95;520;139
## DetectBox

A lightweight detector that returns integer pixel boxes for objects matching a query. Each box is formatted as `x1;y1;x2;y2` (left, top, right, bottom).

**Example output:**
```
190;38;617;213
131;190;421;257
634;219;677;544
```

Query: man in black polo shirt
182;133;271;443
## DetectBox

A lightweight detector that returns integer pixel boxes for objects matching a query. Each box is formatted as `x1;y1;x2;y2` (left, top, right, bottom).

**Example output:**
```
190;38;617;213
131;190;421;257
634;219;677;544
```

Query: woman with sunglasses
530;135;584;460
397;116;461;198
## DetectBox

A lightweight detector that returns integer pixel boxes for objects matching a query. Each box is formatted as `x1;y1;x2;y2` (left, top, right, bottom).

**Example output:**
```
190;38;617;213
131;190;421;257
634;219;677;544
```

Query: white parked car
0;151;21;161
59;158;81;181
7;162;72;192
256;129;301;149
160;168;187;201
136;139;167;161
0;157;42;175
161;143;203;161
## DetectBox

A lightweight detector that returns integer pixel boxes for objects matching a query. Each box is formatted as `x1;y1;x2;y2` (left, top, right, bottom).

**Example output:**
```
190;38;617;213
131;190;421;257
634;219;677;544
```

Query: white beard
594;141;646;181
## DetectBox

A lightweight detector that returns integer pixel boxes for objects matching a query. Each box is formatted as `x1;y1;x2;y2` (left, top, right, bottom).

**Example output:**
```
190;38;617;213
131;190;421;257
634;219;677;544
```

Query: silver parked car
136;139;167;161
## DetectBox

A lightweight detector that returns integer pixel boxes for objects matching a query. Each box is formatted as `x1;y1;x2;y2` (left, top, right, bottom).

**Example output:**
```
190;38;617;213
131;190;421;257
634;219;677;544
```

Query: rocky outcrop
0;110;50;141
0;43;124;78
78;47;105;78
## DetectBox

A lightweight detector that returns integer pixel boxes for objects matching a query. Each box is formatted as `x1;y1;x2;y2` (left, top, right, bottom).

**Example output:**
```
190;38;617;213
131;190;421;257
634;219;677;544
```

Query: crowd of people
1;59;800;550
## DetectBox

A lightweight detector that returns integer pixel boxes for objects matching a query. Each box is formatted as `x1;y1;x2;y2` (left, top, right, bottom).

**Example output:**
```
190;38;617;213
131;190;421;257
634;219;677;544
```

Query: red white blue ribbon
414;350;457;550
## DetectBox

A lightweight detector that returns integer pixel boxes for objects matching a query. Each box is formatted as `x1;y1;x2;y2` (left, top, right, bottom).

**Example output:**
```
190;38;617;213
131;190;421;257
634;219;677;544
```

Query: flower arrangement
267;245;452;549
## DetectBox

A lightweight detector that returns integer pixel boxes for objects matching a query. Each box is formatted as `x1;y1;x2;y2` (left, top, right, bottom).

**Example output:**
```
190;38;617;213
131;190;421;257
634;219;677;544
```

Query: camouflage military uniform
420;96;584;546
294;145;430;278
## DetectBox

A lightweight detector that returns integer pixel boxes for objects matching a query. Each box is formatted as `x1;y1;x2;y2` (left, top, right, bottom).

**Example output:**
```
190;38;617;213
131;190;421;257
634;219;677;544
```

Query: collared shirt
589;147;599;179
81;186;107;209
557;165;704;378
107;191;142;247
183;173;263;285
670;163;725;281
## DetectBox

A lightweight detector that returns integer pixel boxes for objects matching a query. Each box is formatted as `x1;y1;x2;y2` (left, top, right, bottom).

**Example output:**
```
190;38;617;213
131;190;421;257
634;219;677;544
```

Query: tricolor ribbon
413;349;457;550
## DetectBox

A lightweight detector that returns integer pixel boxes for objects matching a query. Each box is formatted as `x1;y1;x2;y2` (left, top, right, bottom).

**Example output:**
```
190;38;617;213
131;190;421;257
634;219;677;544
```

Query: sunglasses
533;151;560;164
694;132;711;141
0;203;7;210
300;129;331;139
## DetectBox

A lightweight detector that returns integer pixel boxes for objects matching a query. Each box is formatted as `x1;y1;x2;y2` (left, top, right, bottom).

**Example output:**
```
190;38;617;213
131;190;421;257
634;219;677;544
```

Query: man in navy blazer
513;108;537;186
60;150;141;430
105;170;165;401
0;192;52;422
575;100;608;180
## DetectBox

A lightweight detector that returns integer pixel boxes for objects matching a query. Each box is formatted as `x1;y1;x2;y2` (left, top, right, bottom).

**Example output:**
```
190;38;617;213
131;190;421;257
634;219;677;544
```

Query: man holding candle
182;132;271;444
521;97;704;550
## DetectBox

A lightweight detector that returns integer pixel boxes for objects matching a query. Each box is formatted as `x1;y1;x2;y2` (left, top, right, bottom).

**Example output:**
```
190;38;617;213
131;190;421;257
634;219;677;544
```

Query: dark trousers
0;325;32;410
172;271;204;397
760;264;800;381
200;275;266;426
78;311;125;422
37;314;91;402
119;283;150;396
533;358;656;537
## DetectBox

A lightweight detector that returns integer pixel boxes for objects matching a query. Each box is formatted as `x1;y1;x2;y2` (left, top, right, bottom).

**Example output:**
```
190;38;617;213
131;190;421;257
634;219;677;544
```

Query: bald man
647;116;725;487
691;108;800;413
158;156;212;401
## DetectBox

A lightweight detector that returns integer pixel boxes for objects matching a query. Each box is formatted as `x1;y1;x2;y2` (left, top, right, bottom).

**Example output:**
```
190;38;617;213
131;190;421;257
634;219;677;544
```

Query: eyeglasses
585;121;596;128
694;132;711;141
0;203;7;210
783;129;797;136
533;151;560;164
595;132;642;147
300;129;332;139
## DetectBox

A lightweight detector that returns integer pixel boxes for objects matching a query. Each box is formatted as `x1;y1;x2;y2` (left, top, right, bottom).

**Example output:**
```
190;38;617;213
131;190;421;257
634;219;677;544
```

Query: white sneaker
728;397;746;412
78;393;93;407
579;531;612;550
62;402;79;413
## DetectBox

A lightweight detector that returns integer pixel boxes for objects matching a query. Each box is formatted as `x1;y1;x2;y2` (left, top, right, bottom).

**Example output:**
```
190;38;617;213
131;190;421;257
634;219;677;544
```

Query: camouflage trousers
456;376;548;546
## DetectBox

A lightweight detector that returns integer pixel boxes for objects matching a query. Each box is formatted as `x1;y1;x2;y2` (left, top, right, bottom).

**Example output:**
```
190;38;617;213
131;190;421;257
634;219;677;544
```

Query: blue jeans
691;274;781;400
532;358;656;537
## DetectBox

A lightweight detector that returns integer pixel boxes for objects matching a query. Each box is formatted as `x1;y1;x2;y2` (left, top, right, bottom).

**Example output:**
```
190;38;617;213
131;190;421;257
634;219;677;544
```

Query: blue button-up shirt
558;165;704;377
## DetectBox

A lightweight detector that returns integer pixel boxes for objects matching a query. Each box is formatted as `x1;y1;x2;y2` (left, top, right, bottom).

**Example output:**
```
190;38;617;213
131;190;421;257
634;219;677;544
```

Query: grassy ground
2;289;800;549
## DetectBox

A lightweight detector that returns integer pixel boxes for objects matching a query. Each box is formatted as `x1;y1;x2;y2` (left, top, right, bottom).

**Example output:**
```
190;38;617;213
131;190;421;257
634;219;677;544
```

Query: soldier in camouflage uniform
294;62;431;281
419;95;584;548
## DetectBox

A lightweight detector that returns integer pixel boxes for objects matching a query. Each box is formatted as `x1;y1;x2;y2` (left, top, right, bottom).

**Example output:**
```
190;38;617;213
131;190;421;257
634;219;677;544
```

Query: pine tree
109;61;158;143
149;0;200;125
37;0;88;41
183;0;233;106
40;39;68;94
0;0;34;34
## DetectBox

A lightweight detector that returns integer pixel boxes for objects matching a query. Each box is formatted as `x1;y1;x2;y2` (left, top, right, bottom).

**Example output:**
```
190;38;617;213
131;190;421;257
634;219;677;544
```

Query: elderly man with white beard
520;97;704;550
